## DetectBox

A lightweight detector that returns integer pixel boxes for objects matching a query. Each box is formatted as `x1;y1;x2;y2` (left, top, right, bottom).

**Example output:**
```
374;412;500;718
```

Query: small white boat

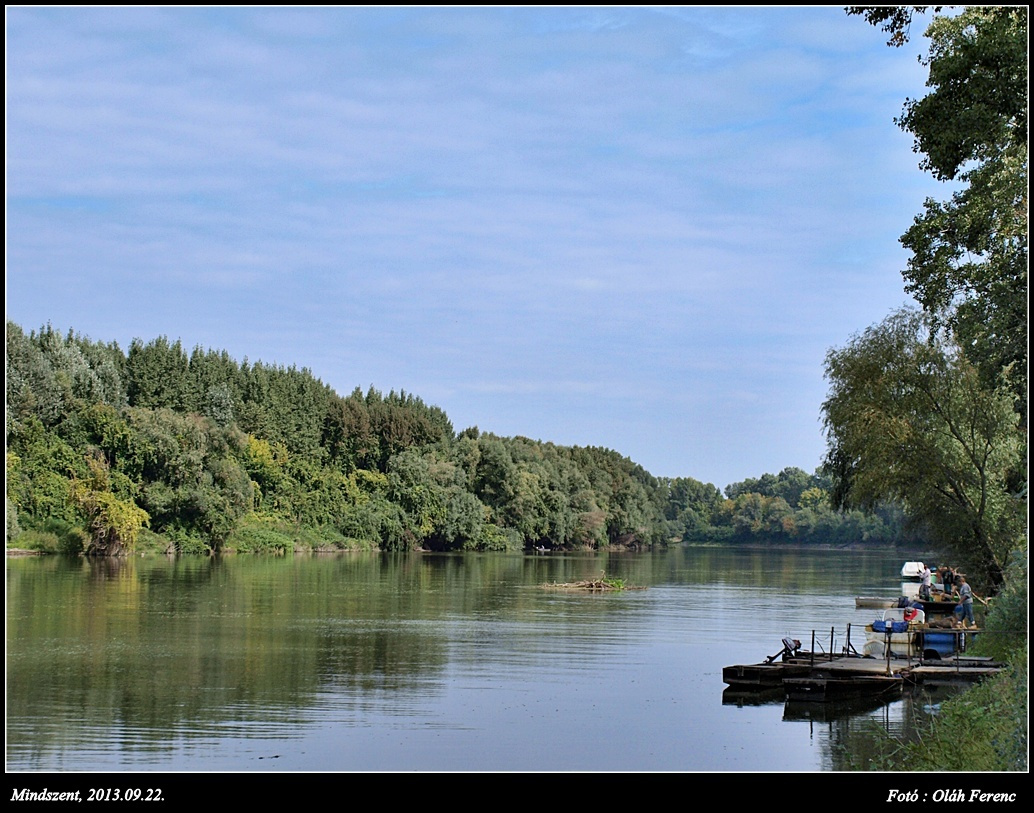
864;607;926;658
901;561;926;580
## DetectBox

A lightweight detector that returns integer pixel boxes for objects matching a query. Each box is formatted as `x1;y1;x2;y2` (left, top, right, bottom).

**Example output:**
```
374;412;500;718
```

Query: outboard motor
765;637;802;663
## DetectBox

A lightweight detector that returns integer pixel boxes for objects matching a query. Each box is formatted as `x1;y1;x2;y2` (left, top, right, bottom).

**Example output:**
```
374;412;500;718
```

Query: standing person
954;575;975;628
942;565;956;595
920;563;932;600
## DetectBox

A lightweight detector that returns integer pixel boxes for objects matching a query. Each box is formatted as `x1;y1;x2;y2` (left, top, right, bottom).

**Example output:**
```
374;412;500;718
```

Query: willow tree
70;453;150;556
822;309;1023;588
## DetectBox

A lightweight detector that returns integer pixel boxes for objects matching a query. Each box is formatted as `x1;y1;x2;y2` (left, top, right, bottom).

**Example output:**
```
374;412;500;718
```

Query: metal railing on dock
794;622;982;666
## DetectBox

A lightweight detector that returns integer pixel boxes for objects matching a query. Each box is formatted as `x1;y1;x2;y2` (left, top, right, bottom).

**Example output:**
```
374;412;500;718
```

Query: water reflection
722;686;785;706
784;693;904;722
7;547;946;771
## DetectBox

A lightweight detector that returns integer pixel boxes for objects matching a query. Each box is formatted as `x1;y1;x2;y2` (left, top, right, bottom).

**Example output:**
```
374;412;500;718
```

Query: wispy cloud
6;6;940;487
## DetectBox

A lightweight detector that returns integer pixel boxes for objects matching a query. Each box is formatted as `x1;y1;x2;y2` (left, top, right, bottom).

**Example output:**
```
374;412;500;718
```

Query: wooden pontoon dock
724;648;1003;703
722;661;813;688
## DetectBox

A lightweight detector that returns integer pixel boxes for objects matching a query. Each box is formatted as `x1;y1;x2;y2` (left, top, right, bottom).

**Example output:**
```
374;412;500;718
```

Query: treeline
706;468;925;547
5;322;920;555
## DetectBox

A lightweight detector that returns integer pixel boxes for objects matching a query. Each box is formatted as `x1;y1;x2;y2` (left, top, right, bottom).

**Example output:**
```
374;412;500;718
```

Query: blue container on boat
923;630;965;657
872;620;910;633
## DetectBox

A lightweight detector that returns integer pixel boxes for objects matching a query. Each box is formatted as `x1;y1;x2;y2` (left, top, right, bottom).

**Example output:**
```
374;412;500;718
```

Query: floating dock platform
724;653;1003;702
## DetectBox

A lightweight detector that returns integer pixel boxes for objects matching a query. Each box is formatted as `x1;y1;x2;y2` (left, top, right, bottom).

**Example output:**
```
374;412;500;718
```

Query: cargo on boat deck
864;607;925;658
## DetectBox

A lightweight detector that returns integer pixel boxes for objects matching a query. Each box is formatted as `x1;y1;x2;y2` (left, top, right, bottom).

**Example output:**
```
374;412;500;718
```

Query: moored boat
915;593;961;616
863;607;926;658
858;592;959;615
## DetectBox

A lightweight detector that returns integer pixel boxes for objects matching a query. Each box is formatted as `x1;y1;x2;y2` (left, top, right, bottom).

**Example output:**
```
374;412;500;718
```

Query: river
6;546;961;774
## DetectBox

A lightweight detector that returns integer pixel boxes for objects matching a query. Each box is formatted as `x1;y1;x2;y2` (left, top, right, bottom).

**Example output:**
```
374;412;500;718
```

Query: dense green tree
323;388;378;471
339;494;409;550
69;453;150;556
7;319;919;555
659;477;722;540
64;328;127;411
263;364;332;461
566;445;666;547
126;336;192;411
368;388;454;470
822;309;1023;587
5;416;87;530
725;467;817;508
182;345;245;427
436;488;488;550
901;7;1027;423
727;493;792;539
235;360;273;440
6;322;125;430
59;403;136;479
111;407;254;548
855;6;1028;423
470;435;516;511
321;387;453;473
387;449;448;546
241;435;286;505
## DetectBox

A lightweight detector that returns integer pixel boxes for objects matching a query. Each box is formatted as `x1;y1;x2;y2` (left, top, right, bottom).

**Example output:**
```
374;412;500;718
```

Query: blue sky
6;6;947;491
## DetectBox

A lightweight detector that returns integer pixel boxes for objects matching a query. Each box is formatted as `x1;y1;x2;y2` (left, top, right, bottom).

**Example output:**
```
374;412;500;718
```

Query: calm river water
7;546;959;773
